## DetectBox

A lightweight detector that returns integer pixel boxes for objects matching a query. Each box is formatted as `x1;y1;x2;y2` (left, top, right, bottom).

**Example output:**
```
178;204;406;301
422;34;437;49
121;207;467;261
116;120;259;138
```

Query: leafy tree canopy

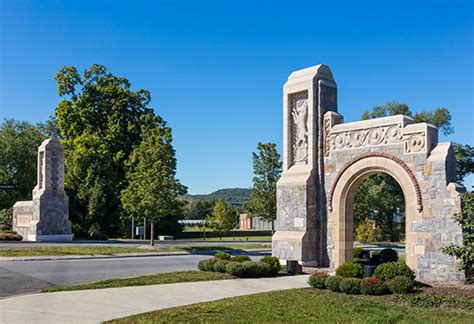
51;64;175;237
208;199;236;239
245;142;282;232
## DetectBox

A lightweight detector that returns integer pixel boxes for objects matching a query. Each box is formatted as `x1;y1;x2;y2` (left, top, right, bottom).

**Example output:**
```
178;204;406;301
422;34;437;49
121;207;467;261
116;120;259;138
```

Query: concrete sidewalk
0;275;310;323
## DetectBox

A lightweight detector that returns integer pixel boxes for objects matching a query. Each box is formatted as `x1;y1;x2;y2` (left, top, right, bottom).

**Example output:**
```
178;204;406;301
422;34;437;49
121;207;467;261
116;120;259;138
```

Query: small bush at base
374;262;415;281
212;260;228;273
215;251;232;260
260;256;282;275
339;278;362;294
325;276;343;292
387;276;414;294
198;258;217;271
241;261;264;278
335;262;363;278
0;232;22;241
360;277;387;295
308;273;329;289
380;248;398;263
231;255;251;263
225;262;246;276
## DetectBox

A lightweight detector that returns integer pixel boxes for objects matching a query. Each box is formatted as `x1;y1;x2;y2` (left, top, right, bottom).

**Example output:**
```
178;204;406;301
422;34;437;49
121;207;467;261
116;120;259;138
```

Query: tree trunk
150;220;155;246
271;220;275;235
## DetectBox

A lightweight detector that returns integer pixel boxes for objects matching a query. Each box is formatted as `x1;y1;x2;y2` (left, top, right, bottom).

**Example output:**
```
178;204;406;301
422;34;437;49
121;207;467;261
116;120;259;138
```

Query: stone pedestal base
27;234;73;242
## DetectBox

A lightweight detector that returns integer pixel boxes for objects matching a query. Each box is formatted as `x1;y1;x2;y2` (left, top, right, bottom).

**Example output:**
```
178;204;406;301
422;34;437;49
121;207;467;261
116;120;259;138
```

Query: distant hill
186;188;251;206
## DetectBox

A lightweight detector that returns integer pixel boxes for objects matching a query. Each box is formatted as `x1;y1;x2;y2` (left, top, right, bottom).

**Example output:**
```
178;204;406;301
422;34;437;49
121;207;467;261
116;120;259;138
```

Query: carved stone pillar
273;64;337;266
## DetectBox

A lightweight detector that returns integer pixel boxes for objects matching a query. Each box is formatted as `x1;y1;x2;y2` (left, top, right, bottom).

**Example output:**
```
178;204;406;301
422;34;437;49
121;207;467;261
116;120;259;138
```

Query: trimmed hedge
215;251;232;260
325;276;343;292
360;277;387;295
380;248;398;263
308;272;329;289
387;276;414;294
260;256;282;275
0;232;22;241
335;262;363;278
339;278;362;294
374;262;415;281
198;253;282;278
231;255;251;262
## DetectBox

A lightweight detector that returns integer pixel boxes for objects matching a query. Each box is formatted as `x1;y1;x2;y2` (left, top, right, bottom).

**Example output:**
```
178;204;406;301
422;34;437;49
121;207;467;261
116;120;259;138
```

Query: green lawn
108;288;474;323
43;271;235;292
0;244;270;257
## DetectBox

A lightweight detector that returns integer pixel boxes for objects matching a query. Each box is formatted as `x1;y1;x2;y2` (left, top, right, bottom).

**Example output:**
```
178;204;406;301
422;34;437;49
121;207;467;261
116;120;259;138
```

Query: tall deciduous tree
121;127;186;246
51;64;173;237
0;120;46;229
246;142;282;233
208;199;235;239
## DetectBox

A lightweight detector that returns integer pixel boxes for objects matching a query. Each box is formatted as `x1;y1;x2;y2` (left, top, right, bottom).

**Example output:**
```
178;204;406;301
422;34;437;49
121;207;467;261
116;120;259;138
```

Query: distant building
239;214;272;230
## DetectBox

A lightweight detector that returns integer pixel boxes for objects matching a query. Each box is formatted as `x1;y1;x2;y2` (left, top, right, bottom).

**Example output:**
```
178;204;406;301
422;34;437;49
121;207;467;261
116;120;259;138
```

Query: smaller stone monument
13;138;72;241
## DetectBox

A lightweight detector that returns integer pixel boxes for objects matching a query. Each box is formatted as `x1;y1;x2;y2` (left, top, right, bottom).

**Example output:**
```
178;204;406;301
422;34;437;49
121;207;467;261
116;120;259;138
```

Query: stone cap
13;201;33;207
39;138;63;151
331;114;414;133
286;64;334;83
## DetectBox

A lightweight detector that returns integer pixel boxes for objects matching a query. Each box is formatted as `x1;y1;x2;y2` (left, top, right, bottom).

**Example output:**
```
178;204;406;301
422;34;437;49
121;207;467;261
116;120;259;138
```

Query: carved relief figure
291;93;309;163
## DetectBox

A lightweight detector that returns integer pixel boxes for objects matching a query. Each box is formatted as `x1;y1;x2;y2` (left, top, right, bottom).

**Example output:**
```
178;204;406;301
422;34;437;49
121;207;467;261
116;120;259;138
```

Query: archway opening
353;173;405;244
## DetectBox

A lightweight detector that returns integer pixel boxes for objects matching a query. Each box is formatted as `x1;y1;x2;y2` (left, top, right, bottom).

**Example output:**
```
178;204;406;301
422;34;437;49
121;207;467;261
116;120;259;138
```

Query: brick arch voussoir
327;152;422;212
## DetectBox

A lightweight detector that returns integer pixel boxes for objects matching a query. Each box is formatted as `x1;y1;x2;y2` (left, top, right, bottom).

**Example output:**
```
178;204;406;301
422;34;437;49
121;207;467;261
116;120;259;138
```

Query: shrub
360;277;387;295
325;276;343;292
353;247;363;259
231;255;251;263
197;258;216;271
380;248;398;263
241;261;264;278
225;262;246;277
335;262;363;278
387;276;414;294
260;256;282;275
212;260;228;273
308;272;328;289
215;251;232;260
374;262;415;281
0;232;22;241
339;278;362;294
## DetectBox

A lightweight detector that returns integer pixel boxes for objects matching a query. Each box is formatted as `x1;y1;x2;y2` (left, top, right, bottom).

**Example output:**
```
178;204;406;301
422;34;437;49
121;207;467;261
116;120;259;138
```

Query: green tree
0;120;47;230
453;144;474;185
208;199;235;239
246;142;282;233
121;127;186;246
51;64;167;237
442;192;474;282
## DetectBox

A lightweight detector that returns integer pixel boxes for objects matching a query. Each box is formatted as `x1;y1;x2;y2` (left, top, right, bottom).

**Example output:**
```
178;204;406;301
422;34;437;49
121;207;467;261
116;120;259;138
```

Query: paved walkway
0;275;309;323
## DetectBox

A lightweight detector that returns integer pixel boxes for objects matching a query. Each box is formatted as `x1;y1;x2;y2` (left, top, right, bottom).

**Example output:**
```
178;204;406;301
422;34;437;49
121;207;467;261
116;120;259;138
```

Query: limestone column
273;64;337;266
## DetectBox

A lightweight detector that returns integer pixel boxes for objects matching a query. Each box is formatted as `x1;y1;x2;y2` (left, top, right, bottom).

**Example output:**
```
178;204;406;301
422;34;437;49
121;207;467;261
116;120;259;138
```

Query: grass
107;288;474;323
42;271;236;292
0;244;270;257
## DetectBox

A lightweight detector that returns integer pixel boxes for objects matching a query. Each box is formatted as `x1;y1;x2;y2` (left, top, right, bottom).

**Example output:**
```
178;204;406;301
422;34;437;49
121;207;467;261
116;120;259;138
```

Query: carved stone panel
290;91;309;165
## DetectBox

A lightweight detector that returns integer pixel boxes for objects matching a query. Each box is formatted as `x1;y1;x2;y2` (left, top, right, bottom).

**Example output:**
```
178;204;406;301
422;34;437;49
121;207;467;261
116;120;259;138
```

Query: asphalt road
0;250;269;298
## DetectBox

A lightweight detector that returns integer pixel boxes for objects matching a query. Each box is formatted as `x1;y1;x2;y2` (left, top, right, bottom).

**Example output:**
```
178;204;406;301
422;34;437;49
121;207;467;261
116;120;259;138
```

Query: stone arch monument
272;64;465;282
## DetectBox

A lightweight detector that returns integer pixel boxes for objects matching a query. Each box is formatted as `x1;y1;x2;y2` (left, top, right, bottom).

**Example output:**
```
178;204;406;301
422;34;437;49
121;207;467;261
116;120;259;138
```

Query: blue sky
1;0;473;193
